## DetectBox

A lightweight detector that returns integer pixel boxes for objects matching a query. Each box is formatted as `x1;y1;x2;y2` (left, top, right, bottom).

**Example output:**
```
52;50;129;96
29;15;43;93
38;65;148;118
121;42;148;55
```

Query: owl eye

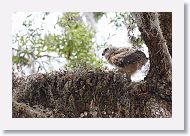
102;48;109;56
104;48;109;52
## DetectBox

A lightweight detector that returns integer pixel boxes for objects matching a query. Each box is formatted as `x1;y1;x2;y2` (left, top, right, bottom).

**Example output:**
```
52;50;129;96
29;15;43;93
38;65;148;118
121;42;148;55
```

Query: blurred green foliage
12;12;103;74
56;13;103;69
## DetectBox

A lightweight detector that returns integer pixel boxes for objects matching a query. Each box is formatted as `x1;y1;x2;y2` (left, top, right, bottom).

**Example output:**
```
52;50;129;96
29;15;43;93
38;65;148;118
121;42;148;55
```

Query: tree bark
158;12;172;57
132;12;172;81
132;12;172;113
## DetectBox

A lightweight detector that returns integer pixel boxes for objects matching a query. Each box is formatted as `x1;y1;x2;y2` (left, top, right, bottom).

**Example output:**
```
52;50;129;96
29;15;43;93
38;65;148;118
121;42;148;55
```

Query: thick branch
13;70;172;118
132;12;172;82
158;12;172;57
13;101;48;118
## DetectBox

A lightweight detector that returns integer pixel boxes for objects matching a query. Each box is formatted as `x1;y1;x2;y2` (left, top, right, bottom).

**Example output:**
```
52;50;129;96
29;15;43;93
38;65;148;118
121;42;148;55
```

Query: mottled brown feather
103;47;148;80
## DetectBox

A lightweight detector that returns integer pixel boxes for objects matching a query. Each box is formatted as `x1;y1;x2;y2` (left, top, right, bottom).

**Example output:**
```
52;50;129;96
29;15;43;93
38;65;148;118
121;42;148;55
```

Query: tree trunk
158;12;172;57
12;12;172;118
132;12;172;115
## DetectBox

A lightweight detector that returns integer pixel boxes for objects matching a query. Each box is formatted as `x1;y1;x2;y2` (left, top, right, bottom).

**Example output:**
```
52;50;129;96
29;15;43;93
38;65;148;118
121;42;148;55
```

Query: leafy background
12;12;147;80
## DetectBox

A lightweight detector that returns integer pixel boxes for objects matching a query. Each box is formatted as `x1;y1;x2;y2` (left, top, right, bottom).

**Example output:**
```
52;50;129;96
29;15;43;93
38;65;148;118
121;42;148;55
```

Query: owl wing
112;50;147;68
114;48;135;55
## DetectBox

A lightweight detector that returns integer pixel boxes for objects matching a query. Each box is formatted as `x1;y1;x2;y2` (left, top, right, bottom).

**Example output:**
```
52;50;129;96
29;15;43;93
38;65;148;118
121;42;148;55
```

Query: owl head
102;47;109;56
102;44;114;56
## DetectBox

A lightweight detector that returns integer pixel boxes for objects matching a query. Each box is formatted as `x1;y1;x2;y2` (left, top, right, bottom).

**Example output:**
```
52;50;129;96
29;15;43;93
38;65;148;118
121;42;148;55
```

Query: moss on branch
13;68;171;118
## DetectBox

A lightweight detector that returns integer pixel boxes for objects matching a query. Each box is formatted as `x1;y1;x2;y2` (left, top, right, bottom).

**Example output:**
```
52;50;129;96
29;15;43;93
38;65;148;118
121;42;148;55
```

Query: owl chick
102;46;148;81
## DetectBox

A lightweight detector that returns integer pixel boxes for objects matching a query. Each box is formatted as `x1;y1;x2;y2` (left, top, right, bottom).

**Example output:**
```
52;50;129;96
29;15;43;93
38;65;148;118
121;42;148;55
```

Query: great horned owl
102;46;148;81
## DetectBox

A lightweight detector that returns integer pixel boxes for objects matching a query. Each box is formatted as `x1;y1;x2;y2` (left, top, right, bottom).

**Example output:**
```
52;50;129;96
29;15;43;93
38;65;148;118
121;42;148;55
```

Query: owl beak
102;52;105;56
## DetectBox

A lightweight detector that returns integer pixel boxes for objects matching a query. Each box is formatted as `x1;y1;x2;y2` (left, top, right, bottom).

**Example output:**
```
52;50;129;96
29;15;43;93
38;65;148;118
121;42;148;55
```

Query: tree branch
132;12;172;82
158;12;172;57
13;70;172;118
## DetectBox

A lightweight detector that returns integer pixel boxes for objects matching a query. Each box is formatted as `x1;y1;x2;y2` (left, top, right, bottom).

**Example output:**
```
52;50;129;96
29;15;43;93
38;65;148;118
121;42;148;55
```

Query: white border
0;0;184;130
